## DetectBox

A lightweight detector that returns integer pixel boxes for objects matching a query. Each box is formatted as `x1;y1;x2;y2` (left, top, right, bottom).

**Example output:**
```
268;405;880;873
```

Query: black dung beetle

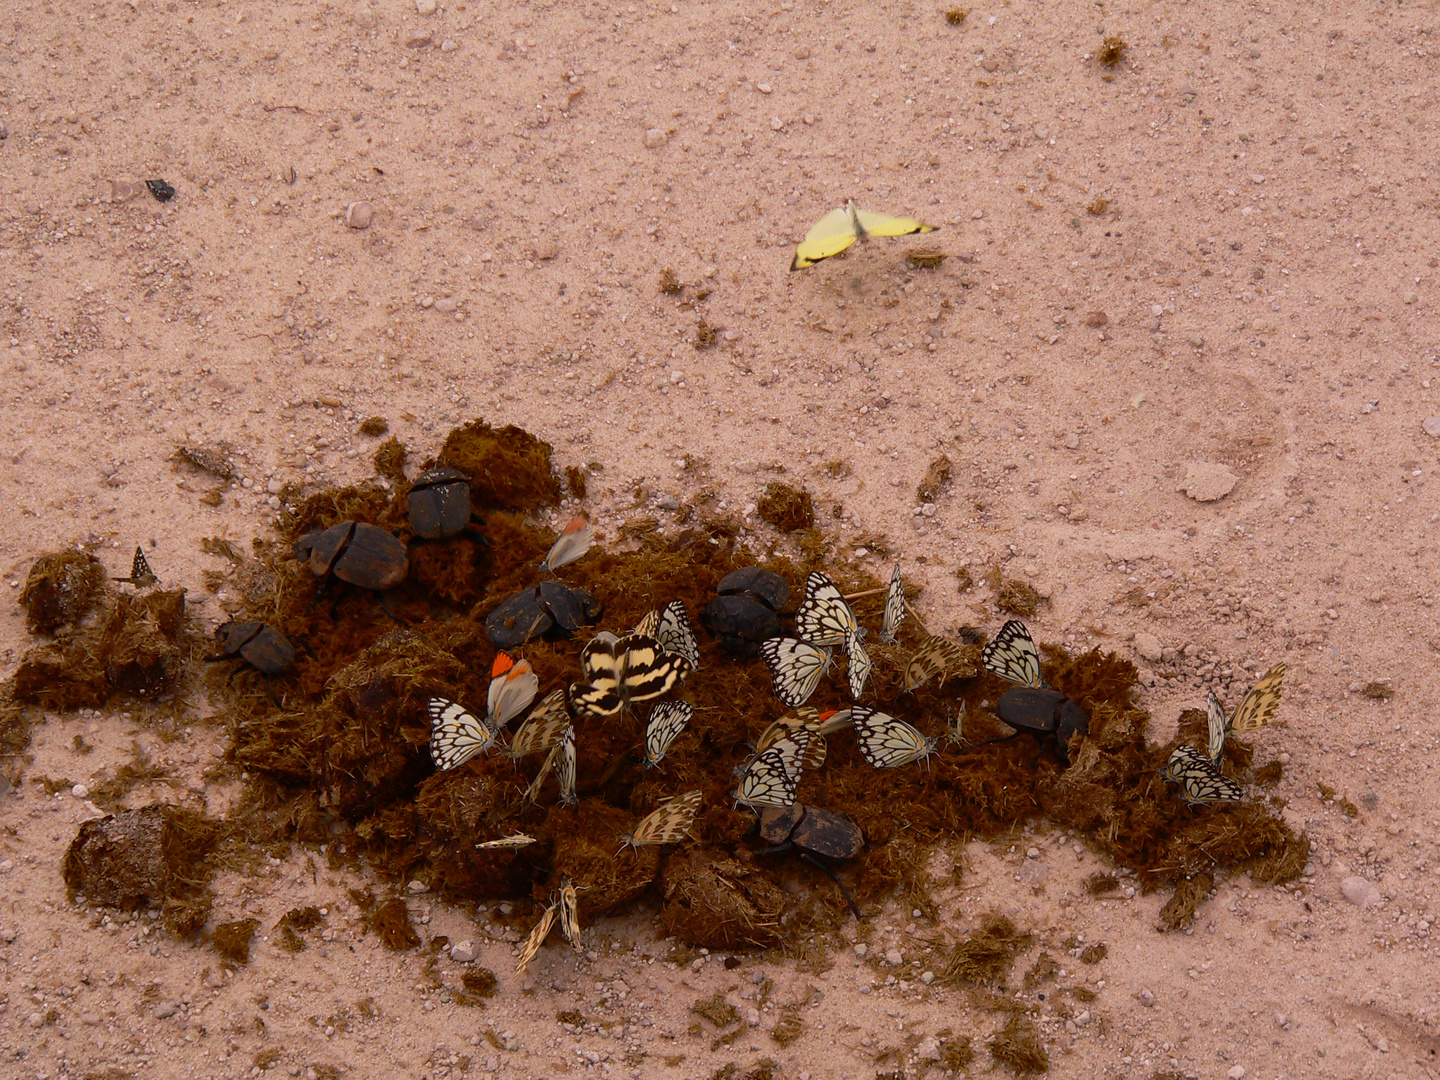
407;466;485;541
994;686;1090;764
702;567;790;657
755;802;864;917
485;580;601;647
295;521;409;592
209;620;295;704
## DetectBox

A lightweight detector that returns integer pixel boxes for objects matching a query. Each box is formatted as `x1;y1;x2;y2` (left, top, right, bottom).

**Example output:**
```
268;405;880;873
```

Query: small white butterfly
487;652;540;730
760;636;833;706
981;619;1046;689
733;731;811;810
429;697;498;771
644;701;692;768
795;570;860;650
850;706;938;769
846;631;873;700
1161;744;1244;806
655;600;700;670
540;515;595;572
879;564;905;644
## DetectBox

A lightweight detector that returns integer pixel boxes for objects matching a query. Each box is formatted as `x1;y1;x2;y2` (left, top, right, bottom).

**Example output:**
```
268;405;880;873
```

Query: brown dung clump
19;550;108;635
211;918;259;966
359;416;390;437
1098;35;1126;67
275;906;325;952
439;419;562;508
989;1014;1048;1074
62;805;222;935
916;455;952;503
940;916;1033;987
1157;873;1214;931
996;579;1040;617
756;483;815;533
373;437;407;483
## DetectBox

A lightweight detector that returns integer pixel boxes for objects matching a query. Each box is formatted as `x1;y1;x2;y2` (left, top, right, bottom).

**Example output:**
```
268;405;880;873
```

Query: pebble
403;29;433;48
26;1012;42;1029
1422;417;1440;439
1064;432;1081;449
1179;460;1239;502
919;971;935;985
81;1012;101;1026
1137;988;1157;1007
884;949;903;967
434;296;461;313
415;0;436;12
407;879;429;893
267;478;284;494
1133;631;1163;662
745;1007;761;1027
71;783;89;799
153;1002;177;1019
853;943;868;958
343;201;374;229
1227;1067;1246;1080
1340;876;1381;907
450;939;476;963
915;1035;942;1061
533;238;560;261
440;38;458;52
643;128;668;149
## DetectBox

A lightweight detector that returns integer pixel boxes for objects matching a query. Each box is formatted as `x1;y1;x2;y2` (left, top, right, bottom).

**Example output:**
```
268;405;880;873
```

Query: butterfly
1162;744;1244;806
428;697;499;771
733;731;811;810
879;564;906;644
1207;663;1287;762
507;689;570;758
475;833;537;850
114;546;158;588
794;571;861;650
567;632;693;719
904;635;971;692
943;701;968;747
556;724;577;806
515;902;558;973
850;706;938;769
488;652;540;730
756;707;832;770
540;515;595;572
981;620;1047;689
846;631;873;700
650;600;701;670
559;879;582;950
620;789;703;851
524;737;563;803
644;701;692;768
790;200;937;271
759;636;833;707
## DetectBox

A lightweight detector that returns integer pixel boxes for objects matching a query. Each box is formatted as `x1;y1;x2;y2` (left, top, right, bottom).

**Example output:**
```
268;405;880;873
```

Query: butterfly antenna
840;586;887;602
903;602;930;637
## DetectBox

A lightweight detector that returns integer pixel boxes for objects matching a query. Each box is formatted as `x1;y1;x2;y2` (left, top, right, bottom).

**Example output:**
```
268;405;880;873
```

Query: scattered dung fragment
996;579;1040;617
691;991;740;1029
1097;34;1126;67
945;8;968;24
275;906;325;952
916;455;952;503
373;436;407;483
989;1014;1048;1075
756;482;814;532
659;268;683;294
359;416;390;437
173;443;236;480
211;918;258;965
694;316;718;349
461;968;498;998
439;419;561;509
769;1011;803;1046
62;804;221;936
939;916;1033;986
367;897;421;950
1361;681;1393;700
662;848;787;949
19;550;108;634
1157;873;1213;931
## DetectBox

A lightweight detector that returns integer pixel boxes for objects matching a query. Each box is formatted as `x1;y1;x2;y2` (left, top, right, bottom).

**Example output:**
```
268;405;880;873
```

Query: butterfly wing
760;636;832;706
655;600;700;670
791;206;860;270
1205;690;1228;763
488;657;540;729
556;725;577;806
540;516;594;572
559;882;582;949
570;635;626;717
515;903;558;973
1163;745;1244;806
847;632;873;700
795;571;859;648
851;205;936;239
644;701;693;766
981;620;1044;688
626;789;703;848
633;609;660;638
734;740;805;809
1229;663;1286;733
508;689;570;758
428;697;497;771
475;833;537;850
879;564;905;644
614;633;693;705
851;706;936;768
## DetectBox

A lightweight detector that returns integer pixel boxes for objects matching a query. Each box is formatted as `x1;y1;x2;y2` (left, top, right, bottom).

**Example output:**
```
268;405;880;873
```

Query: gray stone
884;949;903;967
852;943;867;958
449;939;476;963
915;1035;942;1061
1133;631;1163;662
343;202;374;230
153;1002;177;1019
1340;876;1381;907
1422;416;1440;439
643;128;668;149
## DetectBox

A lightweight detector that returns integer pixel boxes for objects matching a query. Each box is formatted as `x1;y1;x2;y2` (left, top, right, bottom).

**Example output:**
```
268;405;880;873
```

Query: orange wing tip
491;651;516;678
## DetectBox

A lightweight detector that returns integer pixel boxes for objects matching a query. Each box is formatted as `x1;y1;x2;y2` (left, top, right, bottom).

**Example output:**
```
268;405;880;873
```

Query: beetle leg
753;843;794;857
373;590;406;625
262;674;283;709
798;853;863;920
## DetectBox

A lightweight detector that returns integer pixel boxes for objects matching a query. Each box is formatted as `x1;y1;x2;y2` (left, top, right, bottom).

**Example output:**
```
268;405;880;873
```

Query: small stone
1066;506;1088;522
1082;310;1109;328
0;927;17;943
1137;988;1156;1007
1064;432;1080;449
268;495;282;510
643;128;668;149
1340;876;1381;907
1274;1012;1289;1029
450;939;476;963
81;1012;101;1026
267;478;284;494
415;0;436;12
71;783;89;799
1075;1010;1091;1026
343;201;374;230
915;1035;941;1061
1227;1067;1246;1080
403;29;433;48
433;296;460;313
1179;461;1239;502
153;1002;177;1019
919;971;935;986
884;949;903;967
407;879;430;893
1422;416;1440;439
1133;632;1163;662
26;1012;43;1029
745;1007;761;1027
533;238;560;261
853;943;868;958
440;38;458;51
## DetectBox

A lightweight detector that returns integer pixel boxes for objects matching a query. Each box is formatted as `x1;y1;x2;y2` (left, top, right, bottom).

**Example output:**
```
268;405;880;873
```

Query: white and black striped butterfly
733;731;811;809
981;619;1046;689
760;636;832;707
644;701;692;767
114;545;158;588
559;878;582;950
850;706;938;769
567;632;693;719
1207;663;1286;763
556;724;577;806
846;631;873;700
879;564;905;644
795;571;860;650
1162;744;1243;806
428;697;499;771
636;601;701;671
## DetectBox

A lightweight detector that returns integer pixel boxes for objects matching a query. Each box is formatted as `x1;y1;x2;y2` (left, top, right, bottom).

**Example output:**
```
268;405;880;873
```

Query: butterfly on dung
733;730;812;810
619;789;703;851
849;706;938;769
794;571;862;651
760;636;833;707
879;564;906;645
1161;744;1244;806
487;651;540;730
634;600;701;671
114;546;159;588
1206;663;1286;763
643;701;693;768
507;689;570;759
567;632;692;719
428;697;499;771
904;634;972;692
981;619;1048;689
540;515;594;572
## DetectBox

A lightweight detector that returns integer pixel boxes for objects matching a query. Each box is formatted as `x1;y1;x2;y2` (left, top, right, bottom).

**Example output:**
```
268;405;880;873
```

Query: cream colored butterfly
619;789;703;851
791;201;937;271
1206;662;1286;763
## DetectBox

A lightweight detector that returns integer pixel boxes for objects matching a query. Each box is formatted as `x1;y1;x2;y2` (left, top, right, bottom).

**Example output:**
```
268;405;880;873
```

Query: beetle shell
407;467;472;540
215;621;296;675
997;686;1089;764
295;522;354;576
757;803;805;846
789;806;864;861
485;581;601;648
716;567;789;612
701;594;782;658
537;580;600;632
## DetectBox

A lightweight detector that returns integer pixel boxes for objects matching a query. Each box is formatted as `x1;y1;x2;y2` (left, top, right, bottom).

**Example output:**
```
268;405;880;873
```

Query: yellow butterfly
790;200;937;271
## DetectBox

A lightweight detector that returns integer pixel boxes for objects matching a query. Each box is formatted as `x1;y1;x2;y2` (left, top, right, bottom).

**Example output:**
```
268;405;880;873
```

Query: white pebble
853;943;868;958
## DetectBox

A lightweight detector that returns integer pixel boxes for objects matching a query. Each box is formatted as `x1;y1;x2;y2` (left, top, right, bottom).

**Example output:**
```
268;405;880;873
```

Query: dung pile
6;417;1306;951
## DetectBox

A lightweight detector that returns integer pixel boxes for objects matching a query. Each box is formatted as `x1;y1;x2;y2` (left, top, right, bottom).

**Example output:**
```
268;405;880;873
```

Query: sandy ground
4;0;1440;1077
